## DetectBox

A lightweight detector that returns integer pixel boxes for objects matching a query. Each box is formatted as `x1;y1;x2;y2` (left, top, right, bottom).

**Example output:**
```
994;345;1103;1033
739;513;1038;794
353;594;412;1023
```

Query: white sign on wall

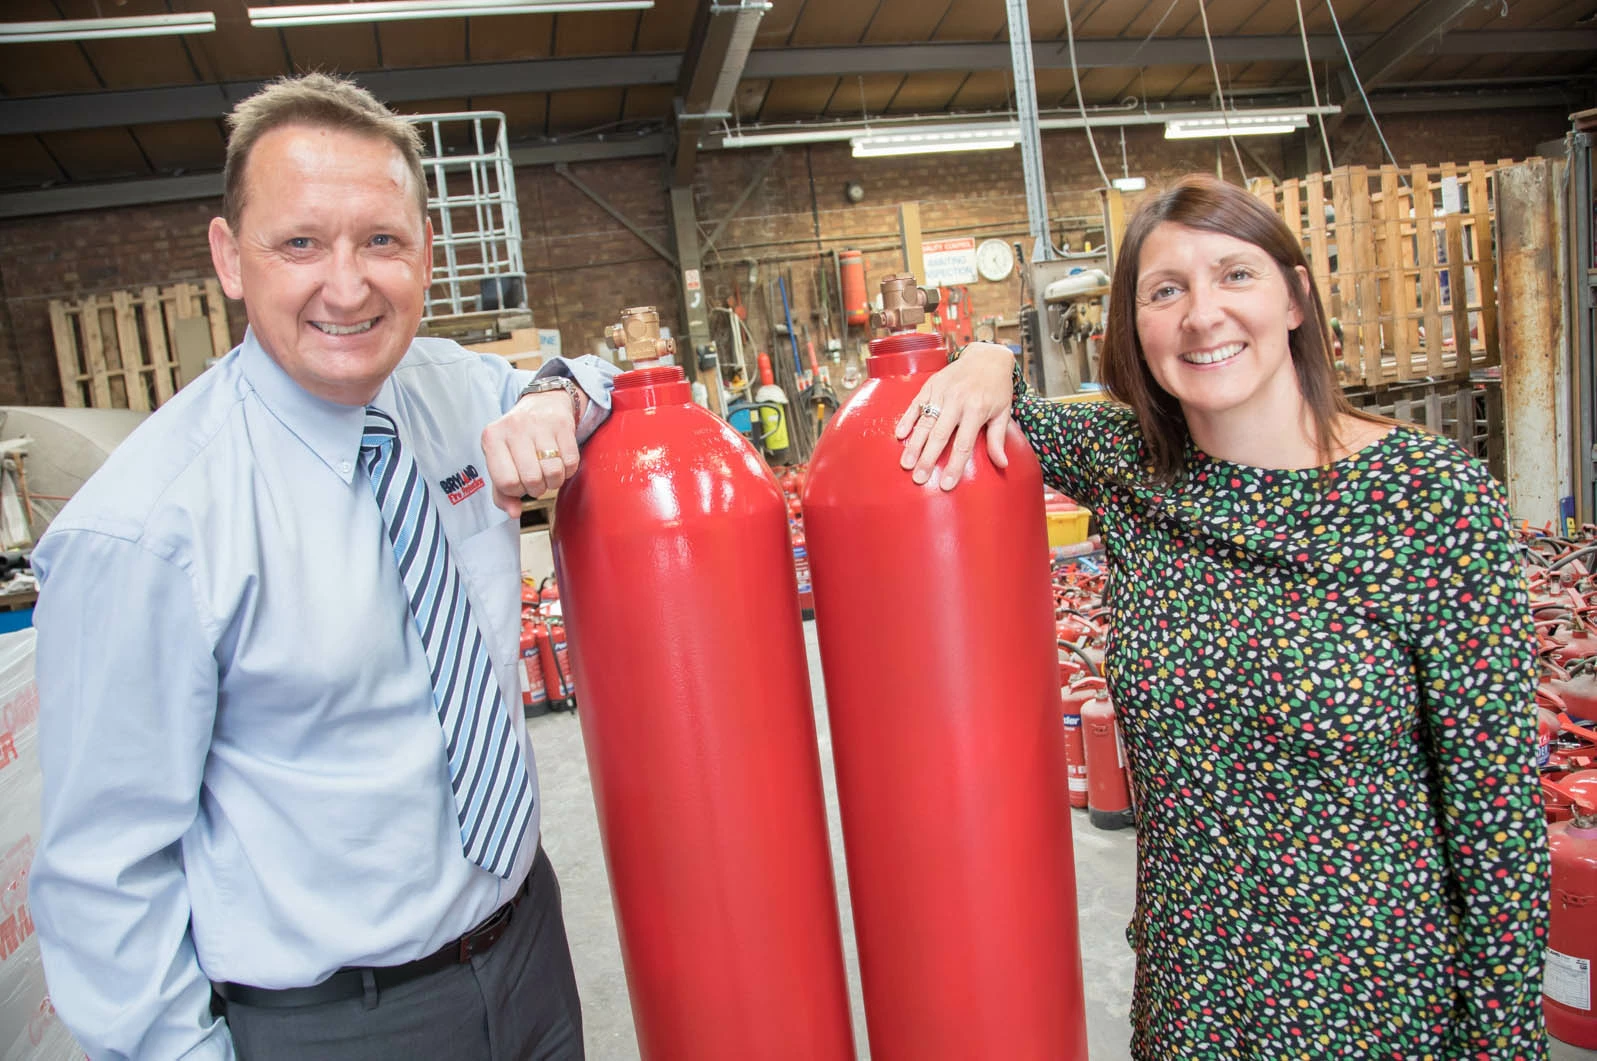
921;237;978;286
538;329;563;359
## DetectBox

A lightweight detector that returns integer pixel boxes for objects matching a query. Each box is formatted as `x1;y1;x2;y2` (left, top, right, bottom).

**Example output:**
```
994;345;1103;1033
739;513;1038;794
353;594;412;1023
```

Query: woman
897;175;1548;1060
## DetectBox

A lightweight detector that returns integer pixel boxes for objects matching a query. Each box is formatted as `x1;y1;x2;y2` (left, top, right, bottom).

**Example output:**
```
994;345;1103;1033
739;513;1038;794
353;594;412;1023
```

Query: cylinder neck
613;365;692;412
867;331;947;379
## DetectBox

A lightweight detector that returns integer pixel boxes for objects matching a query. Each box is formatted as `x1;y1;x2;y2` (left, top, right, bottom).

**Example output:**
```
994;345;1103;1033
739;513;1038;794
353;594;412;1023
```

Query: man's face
208;123;432;406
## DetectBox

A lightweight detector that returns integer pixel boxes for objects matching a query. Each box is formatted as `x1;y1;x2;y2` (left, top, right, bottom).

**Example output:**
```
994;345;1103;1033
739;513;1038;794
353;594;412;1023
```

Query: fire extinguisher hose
1058;639;1099;677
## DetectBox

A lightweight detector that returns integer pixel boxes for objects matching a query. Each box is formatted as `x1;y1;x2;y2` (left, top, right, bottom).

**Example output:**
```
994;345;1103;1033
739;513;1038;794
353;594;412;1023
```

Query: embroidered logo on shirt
439;464;486;505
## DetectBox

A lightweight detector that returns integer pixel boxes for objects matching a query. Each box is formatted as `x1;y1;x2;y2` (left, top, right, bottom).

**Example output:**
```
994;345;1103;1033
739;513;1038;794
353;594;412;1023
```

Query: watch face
976;239;1014;282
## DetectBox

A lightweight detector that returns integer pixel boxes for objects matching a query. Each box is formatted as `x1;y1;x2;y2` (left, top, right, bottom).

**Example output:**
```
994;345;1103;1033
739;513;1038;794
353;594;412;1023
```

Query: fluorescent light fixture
249;0;652;27
0;13;216;43
714;106;1340;151
1111;176;1147;192
721;126;863;148
1164;113;1310;139
851;124;1019;159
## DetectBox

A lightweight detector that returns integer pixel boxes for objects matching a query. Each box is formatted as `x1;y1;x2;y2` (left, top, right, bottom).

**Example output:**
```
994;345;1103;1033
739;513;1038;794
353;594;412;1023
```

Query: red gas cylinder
1060;676;1101;811
1546;777;1597;1048
840;249;869;326
520;620;549;714
552;362;854;1061
1080;682;1135;831
802;300;1087;1061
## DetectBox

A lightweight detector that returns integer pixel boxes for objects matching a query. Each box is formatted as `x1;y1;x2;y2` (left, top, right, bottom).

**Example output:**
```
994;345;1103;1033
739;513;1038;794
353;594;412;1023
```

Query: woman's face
1132;222;1309;436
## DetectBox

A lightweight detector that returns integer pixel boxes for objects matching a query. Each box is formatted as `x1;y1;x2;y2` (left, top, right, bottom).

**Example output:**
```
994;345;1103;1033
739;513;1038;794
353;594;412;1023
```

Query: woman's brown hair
1098;173;1371;482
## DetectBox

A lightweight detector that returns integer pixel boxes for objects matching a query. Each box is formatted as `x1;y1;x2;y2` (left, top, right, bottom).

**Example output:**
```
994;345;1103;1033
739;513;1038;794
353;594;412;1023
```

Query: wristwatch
518;375;582;422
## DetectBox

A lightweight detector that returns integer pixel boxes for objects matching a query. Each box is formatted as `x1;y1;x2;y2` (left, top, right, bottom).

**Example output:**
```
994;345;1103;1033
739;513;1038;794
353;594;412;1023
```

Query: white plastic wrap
0;631;85;1060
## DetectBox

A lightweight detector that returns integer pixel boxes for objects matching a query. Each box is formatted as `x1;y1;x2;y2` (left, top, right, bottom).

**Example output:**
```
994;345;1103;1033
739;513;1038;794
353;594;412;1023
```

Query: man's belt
215;874;532;1010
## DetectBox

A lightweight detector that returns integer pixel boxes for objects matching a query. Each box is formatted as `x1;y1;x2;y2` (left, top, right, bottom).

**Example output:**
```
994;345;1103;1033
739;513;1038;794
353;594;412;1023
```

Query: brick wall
0;199;247;406
0;106;1571;406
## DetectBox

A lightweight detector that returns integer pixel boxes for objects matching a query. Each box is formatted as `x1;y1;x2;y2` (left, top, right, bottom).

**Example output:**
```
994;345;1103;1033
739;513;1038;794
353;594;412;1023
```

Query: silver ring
920;403;942;420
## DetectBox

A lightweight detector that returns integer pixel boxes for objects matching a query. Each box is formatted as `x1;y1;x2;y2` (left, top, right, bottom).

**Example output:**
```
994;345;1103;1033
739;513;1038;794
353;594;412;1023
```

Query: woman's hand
894;341;1016;490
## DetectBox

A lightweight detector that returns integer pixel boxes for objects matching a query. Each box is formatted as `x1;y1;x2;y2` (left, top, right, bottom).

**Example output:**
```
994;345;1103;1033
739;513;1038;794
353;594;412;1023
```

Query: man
28;73;615;1060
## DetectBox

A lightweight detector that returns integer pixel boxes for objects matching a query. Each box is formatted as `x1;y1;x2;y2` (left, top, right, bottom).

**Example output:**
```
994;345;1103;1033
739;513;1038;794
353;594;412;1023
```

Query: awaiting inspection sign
922;237;977;287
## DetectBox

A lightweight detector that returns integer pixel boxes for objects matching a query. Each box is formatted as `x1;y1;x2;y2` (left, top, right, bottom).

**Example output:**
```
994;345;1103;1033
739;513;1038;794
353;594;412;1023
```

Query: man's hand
482;390;583;516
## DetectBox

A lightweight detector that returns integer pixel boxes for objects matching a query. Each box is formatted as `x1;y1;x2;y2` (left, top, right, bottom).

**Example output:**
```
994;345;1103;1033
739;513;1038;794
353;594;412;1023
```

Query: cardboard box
464;328;544;369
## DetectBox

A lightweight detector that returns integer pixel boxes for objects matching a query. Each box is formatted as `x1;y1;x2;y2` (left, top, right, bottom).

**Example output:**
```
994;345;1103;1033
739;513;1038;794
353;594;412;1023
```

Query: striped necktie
360;406;533;878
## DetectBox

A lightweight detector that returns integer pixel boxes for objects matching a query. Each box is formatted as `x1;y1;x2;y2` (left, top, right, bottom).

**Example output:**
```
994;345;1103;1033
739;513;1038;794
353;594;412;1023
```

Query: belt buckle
456;901;513;962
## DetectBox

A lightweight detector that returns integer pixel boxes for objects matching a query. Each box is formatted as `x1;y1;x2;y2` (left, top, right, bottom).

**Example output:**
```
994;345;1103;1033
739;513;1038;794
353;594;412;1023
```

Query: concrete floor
528;621;1597;1061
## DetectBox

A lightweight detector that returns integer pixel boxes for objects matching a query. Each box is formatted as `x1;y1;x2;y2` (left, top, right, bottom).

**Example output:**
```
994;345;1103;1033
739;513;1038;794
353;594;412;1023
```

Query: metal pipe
1496;157;1572;526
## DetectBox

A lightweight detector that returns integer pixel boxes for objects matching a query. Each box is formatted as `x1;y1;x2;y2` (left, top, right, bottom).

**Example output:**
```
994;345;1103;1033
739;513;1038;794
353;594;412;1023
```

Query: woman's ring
537;448;562;461
920;403;942;420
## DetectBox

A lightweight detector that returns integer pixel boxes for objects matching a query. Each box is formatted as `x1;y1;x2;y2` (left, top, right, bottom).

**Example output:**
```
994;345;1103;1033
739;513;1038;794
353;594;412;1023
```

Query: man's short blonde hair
222;72;429;230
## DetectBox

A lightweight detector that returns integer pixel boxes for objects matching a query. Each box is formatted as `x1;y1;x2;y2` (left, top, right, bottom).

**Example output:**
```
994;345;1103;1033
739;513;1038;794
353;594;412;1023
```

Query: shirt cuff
535;355;619;444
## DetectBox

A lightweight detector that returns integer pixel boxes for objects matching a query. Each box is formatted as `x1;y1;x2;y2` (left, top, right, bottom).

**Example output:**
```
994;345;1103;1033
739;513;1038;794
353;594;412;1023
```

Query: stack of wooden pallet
48;280;232;411
1250;161;1504;389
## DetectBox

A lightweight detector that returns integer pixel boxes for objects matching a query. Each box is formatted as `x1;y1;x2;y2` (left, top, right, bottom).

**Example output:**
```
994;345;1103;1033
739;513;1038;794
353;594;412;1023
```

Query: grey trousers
221;847;584;1060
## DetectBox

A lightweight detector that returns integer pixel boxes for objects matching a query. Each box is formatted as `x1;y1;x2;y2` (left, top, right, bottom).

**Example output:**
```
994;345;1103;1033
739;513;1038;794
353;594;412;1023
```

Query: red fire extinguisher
803;274;1087;1061
520;618;549;714
537;576;561;616
1060;674;1100;811
1080;681;1135;831
1544;774;1597;1048
840;249;868;327
552;315;854;1060
535;620;575;711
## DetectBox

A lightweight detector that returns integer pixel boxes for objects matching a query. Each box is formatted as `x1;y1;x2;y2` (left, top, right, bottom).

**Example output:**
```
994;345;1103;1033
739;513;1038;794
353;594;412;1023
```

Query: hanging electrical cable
1062;0;1113;190
1293;0;1335;169
1195;0;1249;183
1124;0;1187;68
1324;0;1404;176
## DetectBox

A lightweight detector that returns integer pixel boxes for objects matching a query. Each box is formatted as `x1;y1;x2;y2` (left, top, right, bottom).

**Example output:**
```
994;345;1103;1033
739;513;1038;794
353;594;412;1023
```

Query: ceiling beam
1;82;1576;221
0;173;223;220
4;30;1592;139
743;37;1361;77
0;135;667;220
672;0;770;186
0;54;681;137
1330;0;1489;138
1353;0;1480;90
741;29;1597;76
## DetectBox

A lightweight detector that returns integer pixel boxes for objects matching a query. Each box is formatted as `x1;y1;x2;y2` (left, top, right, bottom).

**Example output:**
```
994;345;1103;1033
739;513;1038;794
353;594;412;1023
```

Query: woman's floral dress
1014;380;1549;1061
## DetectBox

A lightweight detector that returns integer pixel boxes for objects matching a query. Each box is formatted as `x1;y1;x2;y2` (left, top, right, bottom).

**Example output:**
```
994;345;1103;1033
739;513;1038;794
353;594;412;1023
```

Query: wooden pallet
1251;162;1505;388
1345;377;1502;477
48;280;232;410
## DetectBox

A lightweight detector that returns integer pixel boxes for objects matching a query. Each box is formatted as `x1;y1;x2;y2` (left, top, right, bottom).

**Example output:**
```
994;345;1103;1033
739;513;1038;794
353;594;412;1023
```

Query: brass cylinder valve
605;306;678;366
870;275;940;333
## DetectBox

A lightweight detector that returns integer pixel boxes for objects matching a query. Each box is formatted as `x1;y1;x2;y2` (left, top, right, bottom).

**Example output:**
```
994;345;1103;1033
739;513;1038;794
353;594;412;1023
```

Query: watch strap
518;375;582;422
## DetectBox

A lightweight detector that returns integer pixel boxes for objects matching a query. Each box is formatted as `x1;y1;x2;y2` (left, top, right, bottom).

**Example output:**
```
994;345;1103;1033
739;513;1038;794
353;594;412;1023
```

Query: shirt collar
237;327;373;485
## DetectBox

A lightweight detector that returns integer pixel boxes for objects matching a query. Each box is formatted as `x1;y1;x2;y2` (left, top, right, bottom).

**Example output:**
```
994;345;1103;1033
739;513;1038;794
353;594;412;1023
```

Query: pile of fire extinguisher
1050;553;1137;831
520;575;576;716
1523;524;1597;1049
778;466;814;620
